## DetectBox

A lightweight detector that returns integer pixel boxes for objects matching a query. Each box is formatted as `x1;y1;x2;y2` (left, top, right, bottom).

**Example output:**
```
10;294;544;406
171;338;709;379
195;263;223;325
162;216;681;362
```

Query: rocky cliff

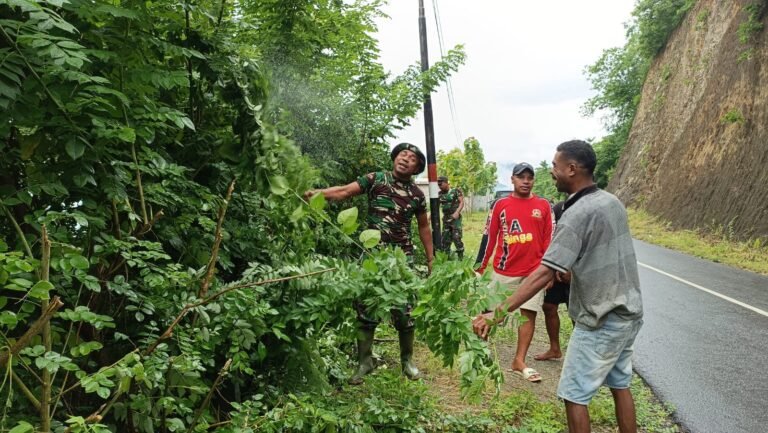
609;0;768;240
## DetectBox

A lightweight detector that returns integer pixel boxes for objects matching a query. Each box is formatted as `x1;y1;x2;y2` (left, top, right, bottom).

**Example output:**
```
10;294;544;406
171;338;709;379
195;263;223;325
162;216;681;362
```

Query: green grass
628;208;768;275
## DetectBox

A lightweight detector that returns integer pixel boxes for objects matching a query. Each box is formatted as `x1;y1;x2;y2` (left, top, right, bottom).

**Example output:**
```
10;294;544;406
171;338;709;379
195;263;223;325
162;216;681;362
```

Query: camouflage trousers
354;301;414;331
441;217;464;255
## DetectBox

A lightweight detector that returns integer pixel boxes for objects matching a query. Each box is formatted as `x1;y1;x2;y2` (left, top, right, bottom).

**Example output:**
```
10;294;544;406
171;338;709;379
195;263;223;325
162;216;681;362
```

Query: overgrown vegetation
0;1;520;431
584;0;696;187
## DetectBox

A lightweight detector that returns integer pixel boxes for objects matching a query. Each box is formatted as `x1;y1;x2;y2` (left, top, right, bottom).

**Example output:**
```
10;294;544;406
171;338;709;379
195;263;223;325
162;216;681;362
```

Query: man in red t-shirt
476;162;554;382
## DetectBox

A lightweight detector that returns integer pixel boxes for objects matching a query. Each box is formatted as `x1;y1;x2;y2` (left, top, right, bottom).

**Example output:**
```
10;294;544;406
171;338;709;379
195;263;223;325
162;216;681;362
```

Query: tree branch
198;179;236;298
187;359;231;433
0;297;63;368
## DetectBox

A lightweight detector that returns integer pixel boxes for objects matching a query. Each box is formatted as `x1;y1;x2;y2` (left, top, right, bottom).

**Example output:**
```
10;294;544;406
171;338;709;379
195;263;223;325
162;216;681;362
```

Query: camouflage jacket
356;171;426;255
439;187;463;218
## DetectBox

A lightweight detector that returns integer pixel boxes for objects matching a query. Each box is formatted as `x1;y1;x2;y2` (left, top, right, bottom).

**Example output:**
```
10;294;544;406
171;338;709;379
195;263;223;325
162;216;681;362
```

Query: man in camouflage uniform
437;176;465;259
304;143;434;384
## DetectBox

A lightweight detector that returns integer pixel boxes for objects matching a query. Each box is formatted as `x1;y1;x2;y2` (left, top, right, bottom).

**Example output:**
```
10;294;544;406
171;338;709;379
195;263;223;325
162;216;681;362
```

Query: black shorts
544;282;570;306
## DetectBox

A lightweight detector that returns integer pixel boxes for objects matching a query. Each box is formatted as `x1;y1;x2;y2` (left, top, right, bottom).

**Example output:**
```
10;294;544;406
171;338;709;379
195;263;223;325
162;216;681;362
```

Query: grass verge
628;208;768;275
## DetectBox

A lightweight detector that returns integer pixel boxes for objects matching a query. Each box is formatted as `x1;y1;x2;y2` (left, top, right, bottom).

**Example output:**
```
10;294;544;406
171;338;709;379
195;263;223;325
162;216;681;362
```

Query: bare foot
533;349;562;361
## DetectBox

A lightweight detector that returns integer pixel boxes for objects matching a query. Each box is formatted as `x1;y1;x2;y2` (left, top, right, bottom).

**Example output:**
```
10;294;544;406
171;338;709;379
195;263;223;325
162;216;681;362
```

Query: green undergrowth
628;208;768;275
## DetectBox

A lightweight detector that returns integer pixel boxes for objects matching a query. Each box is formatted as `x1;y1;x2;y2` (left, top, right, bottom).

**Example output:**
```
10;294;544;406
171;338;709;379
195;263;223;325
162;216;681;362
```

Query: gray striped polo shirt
542;189;643;329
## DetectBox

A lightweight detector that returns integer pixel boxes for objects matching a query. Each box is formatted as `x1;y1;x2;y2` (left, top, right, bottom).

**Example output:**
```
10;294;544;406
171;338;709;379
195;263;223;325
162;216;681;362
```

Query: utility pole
418;0;441;251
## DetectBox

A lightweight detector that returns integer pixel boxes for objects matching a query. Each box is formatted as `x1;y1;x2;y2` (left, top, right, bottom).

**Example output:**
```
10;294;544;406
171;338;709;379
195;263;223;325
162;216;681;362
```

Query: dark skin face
438;180;449;192
393;149;420;180
550;151;594;195
511;171;534;198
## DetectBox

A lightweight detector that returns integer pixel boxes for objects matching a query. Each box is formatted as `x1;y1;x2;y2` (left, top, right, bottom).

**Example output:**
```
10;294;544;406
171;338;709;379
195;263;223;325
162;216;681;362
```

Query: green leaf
269;176;289;196
29;280;54;300
290;205;305;223
0;239;7;252
180;116;195;131
9;421;34;433
65;137;85;160
69;255;90;270
359;230;381;249
309;192;326;211
362;259;378;273
116;127;136;143
337;207;358;227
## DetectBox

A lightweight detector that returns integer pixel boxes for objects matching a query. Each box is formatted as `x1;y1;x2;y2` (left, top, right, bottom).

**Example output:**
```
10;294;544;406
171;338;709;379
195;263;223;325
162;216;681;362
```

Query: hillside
608;0;768;240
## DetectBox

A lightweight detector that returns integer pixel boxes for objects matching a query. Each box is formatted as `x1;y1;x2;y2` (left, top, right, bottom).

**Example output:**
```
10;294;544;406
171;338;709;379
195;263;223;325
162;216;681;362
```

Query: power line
431;0;463;148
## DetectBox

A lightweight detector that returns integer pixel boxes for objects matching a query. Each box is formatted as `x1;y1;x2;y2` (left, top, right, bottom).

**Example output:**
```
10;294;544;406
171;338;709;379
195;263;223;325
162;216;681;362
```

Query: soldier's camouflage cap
390;142;426;175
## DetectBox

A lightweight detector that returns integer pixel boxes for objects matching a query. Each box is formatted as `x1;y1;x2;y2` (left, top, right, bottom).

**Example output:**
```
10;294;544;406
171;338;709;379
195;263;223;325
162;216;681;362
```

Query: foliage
584;0;695;187
0;0;474;431
720;108;745;125
437;137;497;198
414;256;506;401
738;2;766;44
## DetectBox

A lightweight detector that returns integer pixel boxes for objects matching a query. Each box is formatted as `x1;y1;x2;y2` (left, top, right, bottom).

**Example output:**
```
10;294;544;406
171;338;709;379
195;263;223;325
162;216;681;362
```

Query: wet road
633;240;768;433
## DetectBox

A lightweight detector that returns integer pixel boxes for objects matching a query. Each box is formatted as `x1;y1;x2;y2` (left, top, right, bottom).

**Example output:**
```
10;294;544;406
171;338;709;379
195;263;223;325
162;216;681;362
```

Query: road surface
633;240;768;433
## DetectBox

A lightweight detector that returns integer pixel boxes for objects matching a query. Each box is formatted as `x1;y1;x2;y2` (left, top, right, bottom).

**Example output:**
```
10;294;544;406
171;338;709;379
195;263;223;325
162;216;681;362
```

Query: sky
374;1;637;186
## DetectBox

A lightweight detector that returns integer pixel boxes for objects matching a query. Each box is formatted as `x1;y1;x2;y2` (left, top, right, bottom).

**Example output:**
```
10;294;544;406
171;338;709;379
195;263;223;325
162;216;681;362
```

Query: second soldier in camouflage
438;176;465;259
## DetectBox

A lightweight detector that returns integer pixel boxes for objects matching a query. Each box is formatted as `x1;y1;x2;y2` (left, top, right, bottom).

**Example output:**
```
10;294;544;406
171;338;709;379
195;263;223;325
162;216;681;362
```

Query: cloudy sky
374;1;636;185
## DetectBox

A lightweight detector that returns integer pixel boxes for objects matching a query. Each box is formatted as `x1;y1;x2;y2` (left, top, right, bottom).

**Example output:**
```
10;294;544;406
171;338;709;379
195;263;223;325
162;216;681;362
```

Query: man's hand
303;189;318;201
556;271;571;284
451;211;460;221
472;312;496;340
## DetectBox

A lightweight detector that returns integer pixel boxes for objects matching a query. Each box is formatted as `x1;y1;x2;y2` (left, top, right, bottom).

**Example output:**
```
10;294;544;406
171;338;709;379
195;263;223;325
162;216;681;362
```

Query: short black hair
556;140;596;174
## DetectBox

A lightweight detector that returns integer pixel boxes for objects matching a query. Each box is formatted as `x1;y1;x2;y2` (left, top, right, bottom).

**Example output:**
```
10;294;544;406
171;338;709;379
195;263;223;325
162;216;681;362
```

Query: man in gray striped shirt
473;140;643;433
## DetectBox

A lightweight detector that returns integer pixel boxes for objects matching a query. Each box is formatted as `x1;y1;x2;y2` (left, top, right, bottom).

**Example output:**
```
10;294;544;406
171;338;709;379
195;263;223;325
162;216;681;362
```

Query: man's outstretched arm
472;264;556;339
304;181;363;202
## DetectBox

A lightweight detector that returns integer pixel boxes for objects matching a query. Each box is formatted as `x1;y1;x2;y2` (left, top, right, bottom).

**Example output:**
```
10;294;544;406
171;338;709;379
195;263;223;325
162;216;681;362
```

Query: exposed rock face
609;0;768;240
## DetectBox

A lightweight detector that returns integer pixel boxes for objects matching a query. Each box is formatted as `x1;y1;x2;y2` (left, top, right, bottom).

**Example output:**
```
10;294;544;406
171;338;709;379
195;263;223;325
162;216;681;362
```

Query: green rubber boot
399;329;420;380
348;327;376;385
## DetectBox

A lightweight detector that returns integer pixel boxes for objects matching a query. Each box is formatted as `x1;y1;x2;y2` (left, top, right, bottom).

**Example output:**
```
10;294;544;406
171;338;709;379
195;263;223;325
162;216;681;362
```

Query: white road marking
638;261;768;318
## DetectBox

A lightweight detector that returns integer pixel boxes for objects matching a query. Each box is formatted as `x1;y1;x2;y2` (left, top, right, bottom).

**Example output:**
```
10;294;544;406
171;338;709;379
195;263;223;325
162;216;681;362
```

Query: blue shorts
557;313;643;405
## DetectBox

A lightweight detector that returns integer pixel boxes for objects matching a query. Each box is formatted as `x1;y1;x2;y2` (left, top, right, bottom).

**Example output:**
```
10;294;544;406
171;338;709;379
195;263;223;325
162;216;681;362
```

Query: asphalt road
632;240;768;433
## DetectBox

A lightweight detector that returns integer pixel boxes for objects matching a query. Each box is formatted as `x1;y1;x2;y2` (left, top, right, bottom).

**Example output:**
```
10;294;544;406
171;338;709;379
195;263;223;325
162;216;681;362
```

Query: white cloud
375;0;636;182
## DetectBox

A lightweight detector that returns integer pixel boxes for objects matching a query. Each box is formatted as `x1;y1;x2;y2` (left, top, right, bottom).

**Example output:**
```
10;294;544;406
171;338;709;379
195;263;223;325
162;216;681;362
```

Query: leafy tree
437;137;497;209
0;1;490;431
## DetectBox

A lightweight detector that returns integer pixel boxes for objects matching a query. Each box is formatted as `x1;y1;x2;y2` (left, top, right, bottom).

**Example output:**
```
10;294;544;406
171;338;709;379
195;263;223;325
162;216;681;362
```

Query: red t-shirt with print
476;194;554;277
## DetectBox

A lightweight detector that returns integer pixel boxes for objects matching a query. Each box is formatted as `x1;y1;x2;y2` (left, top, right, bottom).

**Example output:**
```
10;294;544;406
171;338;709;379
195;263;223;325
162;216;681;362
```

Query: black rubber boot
348;327;376;385
399;328;420;380
457;249;464;260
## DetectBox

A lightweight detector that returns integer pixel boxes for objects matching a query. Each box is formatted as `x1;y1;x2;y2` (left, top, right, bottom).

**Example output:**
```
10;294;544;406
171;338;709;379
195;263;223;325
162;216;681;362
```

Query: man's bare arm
304;181;363;202
473;264;556;339
416;211;434;273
